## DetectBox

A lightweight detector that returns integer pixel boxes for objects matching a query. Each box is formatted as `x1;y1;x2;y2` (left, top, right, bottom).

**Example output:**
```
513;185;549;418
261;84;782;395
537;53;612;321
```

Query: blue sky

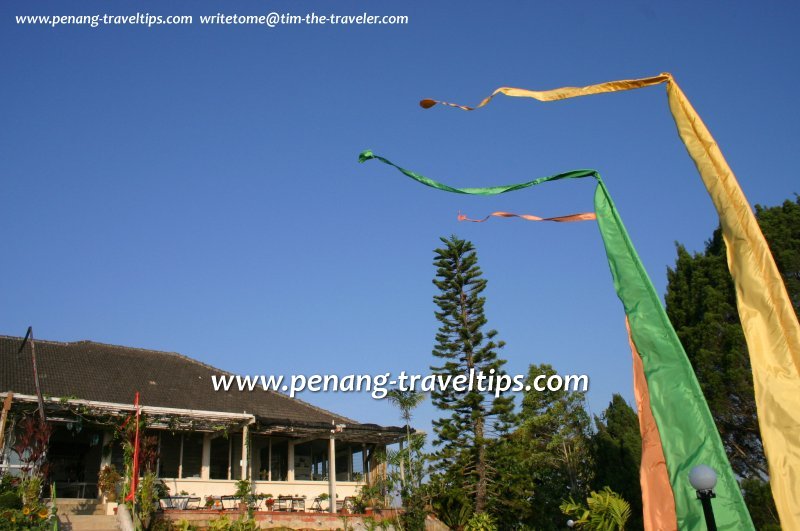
2;1;799;437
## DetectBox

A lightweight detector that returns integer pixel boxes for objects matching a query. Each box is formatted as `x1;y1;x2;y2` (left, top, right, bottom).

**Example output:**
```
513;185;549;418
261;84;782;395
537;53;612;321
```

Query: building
0;334;405;510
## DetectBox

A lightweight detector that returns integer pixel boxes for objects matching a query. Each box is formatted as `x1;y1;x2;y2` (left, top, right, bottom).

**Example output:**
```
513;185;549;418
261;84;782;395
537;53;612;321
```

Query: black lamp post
689;464;718;531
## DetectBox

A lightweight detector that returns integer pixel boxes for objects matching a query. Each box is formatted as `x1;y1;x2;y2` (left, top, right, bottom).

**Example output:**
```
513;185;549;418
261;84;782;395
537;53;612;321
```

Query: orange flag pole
125;392;141;503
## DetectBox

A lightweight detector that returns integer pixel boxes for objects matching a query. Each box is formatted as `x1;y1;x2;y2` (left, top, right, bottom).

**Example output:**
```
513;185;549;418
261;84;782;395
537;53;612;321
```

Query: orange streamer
457;211;597;223
627;317;678;531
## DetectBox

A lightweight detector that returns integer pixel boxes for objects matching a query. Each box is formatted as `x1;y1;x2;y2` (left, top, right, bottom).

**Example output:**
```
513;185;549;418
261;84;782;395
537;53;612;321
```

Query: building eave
2;392;411;443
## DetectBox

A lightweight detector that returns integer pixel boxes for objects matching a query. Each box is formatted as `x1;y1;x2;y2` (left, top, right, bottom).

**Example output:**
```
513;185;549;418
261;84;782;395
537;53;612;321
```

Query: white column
287;442;295;482
328;435;337;514
99;432;113;468
227;437;233;480
201;433;211;480
178;435;184;479
268;438;272;481
347;444;353;481
241;424;249;480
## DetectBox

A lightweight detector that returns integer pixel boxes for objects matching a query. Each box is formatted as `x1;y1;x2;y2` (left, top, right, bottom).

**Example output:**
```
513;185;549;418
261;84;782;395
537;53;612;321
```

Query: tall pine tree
429;235;515;514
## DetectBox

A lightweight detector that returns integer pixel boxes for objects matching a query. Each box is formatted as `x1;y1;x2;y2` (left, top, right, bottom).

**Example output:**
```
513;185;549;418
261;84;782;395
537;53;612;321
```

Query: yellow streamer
422;73;800;528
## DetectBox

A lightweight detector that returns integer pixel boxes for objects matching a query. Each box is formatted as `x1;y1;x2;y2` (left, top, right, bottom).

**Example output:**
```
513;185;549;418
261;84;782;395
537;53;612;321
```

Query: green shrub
173;519;200;531
464;512;498;531
0;474;20;495
207;514;259;531
0;506;54;530
136;471;166;529
21;476;42;506
0;491;22;510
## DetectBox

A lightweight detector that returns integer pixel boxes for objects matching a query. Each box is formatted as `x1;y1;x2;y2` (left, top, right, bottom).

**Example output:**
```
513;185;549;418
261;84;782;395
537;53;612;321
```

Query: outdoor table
160;496;190;510
247;497;263;511
336;496;356;513
220;495;241;510
276;495;305;512
186;497;201;509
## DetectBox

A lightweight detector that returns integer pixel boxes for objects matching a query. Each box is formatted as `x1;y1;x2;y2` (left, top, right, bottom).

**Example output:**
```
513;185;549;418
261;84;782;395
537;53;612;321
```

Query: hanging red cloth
125;392;141;502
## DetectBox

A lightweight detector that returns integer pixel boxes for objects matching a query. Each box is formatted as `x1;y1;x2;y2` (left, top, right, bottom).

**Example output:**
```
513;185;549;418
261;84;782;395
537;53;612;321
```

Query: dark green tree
754;198;800;313
741;478;781;531
429;235;516;515
665;197;798;529
665;197;799;480
514;363;594;530
666;230;763;477
485;429;537;529
591;394;642;531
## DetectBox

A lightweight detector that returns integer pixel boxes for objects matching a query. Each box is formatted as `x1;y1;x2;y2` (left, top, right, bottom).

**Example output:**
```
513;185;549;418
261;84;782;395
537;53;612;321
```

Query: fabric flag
125;391;141;502
420;74;800;529
360;150;754;530
626;317;678;531
458;211;597;223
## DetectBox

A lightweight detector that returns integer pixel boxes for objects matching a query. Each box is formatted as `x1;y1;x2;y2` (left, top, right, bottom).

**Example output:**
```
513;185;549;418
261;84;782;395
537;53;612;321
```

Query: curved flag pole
419;74;800;530
360;151;754;530
125;392;141;506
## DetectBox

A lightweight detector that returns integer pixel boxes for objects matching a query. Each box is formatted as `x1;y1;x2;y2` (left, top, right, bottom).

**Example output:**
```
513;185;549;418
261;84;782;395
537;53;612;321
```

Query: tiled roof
0;335;383;430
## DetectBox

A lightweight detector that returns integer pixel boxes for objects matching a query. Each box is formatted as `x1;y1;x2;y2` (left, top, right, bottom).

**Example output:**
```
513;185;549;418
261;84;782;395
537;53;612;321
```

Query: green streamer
360;150;754;530
358;150;598;194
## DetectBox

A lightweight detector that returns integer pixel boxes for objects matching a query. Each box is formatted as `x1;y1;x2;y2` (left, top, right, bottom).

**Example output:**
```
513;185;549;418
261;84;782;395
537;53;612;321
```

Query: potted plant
97;465;121;502
234;479;255;510
355;484;382;515
260;493;274;511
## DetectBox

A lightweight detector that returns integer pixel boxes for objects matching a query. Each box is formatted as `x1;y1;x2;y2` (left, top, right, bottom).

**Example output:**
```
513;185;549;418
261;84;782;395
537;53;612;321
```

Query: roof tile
0;335;358;426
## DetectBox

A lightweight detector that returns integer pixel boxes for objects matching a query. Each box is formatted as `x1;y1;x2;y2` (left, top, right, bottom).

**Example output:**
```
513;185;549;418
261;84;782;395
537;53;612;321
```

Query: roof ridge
0;334;71;346
0;335;231;377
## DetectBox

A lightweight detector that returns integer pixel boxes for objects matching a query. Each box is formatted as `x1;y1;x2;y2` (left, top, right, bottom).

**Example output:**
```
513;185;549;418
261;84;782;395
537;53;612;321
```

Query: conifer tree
665;197;799;479
665;197;798;528
429;235;515;514
592;394;643;530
